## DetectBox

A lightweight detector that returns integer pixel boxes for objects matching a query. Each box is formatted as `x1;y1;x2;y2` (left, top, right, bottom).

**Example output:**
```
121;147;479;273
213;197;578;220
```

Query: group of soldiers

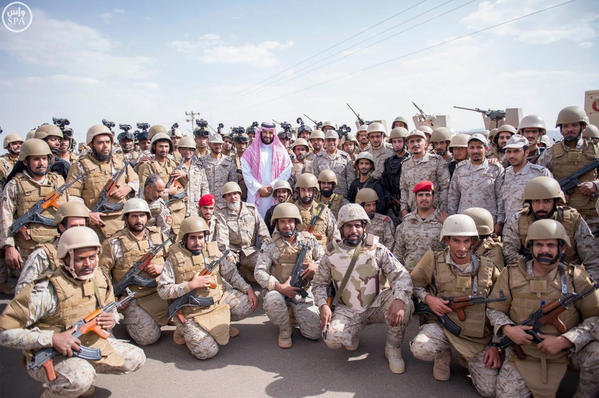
0;104;598;397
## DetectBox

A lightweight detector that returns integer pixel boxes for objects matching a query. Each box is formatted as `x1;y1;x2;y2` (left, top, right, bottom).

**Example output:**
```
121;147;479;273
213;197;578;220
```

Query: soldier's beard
564;133;580;143
280;229;297;238
321;189;333;198
227;200;241;212
533;252;559;264
344;233;363;246
93;149;111;162
28;167;48;177
300;196;313;204
295;153;305;161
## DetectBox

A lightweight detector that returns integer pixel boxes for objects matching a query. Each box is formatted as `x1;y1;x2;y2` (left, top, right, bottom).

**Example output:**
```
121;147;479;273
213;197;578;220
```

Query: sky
0;0;598;143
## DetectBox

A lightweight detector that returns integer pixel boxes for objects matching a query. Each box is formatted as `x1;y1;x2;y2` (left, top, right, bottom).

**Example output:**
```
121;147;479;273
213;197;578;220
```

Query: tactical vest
297;202;328;247
551;142;599;218
39;242;60;272
272;232;313;284
324;193;344;219
78;154;128;213
13;173;63;249
326;238;379;313
432;250;494;339
475;236;504;270
36;268;122;367
170;242;224;318
517;206;580;263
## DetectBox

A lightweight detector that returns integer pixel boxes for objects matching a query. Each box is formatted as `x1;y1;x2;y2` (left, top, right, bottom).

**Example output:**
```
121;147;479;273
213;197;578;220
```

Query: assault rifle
453;106;506;128
305;205;326;240
414;300;462;337
165;162;186;190
166;191;186;205
29;288;135;381
444;293;507;321
168;249;231;322
558;159;599;194
9;175;83;237
494;280;599;359
288;242;309;299
113;238;171;297
91;161;129;213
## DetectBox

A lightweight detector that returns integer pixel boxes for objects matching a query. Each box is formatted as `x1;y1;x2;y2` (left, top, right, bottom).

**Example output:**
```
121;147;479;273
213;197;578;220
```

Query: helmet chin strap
64;250;96;280
531;241;563;264
280;229;297;238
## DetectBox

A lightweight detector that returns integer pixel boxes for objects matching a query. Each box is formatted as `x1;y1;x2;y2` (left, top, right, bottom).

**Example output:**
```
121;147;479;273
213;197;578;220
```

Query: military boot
173;328;185;345
433;349;451;381
344;341;359;351
278;326;292;349
229;327;240;338
385;344;405;374
81;385;95;397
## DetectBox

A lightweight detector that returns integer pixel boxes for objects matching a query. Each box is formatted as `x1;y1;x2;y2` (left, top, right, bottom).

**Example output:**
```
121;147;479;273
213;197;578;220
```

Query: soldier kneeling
255;203;323;348
312;204;413;374
158;216;258;360
0;227;146;397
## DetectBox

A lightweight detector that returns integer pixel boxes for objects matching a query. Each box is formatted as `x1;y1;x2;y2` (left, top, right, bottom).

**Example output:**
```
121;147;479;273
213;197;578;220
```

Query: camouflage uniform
206;218;230;254
369;145;395;179
473;235;504;270
290;160;314;189
157;242;253;360
400;153;450;213
67;153;138;239
182;159;209;217
254;231;324;340
214;202;271;282
410;249;500;397
393;209;444;272
233;154;248;202
317;192;348;220
100;227;170;346
295;201;341;249
200;154;237;210
502;207;599;279
367;213;395;250
0;154;18;188
500;162;552;223
147;198;173;237
114;148;139;165
312;150;355;197
0;269;145;398
312;235;413;352
487;261;599;398
448;159;505;222
16;241;60;294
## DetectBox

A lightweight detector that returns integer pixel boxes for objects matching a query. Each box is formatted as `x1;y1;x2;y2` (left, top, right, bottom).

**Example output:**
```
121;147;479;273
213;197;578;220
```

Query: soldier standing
316;170;349;220
289;138;313;188
356;124;370;152
157;217;258;360
313;130;355;197
391;116;410;129
116;129;139;164
193;125;210;158
264;180;293;235
232;132;250;201
313;204;413;374
366;122;394;179
518;114;546;164
430;127;453;162
308;130;325;160
382;127;410;222
201;134;237;210
67;124;138;239
487;219;599;398
0;226;146;397
355;188;394;250
0;134;23;187
462;207;504;270
34;124;70;179
537;105;599;234
488;125;515;166
410;215;499;396
177;135;209;217
255;203;323;348
347;152;387;214
400;130;450;216
198;194;228;252
447;133;469;178
101;198;170;346
393;181;444;272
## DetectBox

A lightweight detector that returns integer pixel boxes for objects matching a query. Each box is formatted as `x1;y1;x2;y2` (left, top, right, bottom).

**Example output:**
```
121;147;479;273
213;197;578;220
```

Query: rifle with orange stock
91;161;129;213
168;250;230;323
305;205;326;240
494;280;599;359
28;288;135;381
8;174;83;237
444;293;507;321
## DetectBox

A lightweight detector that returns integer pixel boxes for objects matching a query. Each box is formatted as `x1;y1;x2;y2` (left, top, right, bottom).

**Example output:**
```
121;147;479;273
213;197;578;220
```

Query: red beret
413;180;434;193
198;194;215;207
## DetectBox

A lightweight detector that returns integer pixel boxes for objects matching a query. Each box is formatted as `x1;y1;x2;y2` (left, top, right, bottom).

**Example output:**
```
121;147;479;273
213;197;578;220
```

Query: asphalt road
0;289;579;398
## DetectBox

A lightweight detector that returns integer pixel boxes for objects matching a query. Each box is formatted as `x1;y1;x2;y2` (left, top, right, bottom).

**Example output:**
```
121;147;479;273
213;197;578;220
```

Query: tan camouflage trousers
27;338;145;398
177;288;253;360
122;301;161;346
410;323;497;398
496;342;599;398
262;289;321;340
324;289;413;350
239;251;259;283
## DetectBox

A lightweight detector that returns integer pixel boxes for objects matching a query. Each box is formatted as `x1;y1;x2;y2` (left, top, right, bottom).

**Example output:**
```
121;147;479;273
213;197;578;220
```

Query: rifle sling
332;241;362;307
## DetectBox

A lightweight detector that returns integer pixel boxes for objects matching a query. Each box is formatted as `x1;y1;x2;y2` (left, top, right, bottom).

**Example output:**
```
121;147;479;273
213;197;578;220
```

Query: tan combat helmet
406;129;427;141
273;180;292;194
291;138;310;150
355;188;379;204
295;173;319;191
57;226;101;280
337;203;371;228
518;115;546;134
3;134;23;149
430;127;453;143
148;125;168;141
86;124;113;145
522;176;565;204
18;138;52;161
440;214;478;240
221;181;242;197
309;130;325;140
55;201;90;224
322;121;337;130
270;202;302;226
354;151;375;167
150;132;173;154
555;105;588;128
524;219;571;248
419;125;433;136
539;135;554;148
367;122;386;136
208;133;224;144
449;133;469;149
178;216;210;240
357;124;368;133
34;124;63;140
462;207;494;236
177;136;196;149
583;124;599;139
393;116;410;129
318;169;338;184
388;127;409;142
122;198;151;219
26;128;36;140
